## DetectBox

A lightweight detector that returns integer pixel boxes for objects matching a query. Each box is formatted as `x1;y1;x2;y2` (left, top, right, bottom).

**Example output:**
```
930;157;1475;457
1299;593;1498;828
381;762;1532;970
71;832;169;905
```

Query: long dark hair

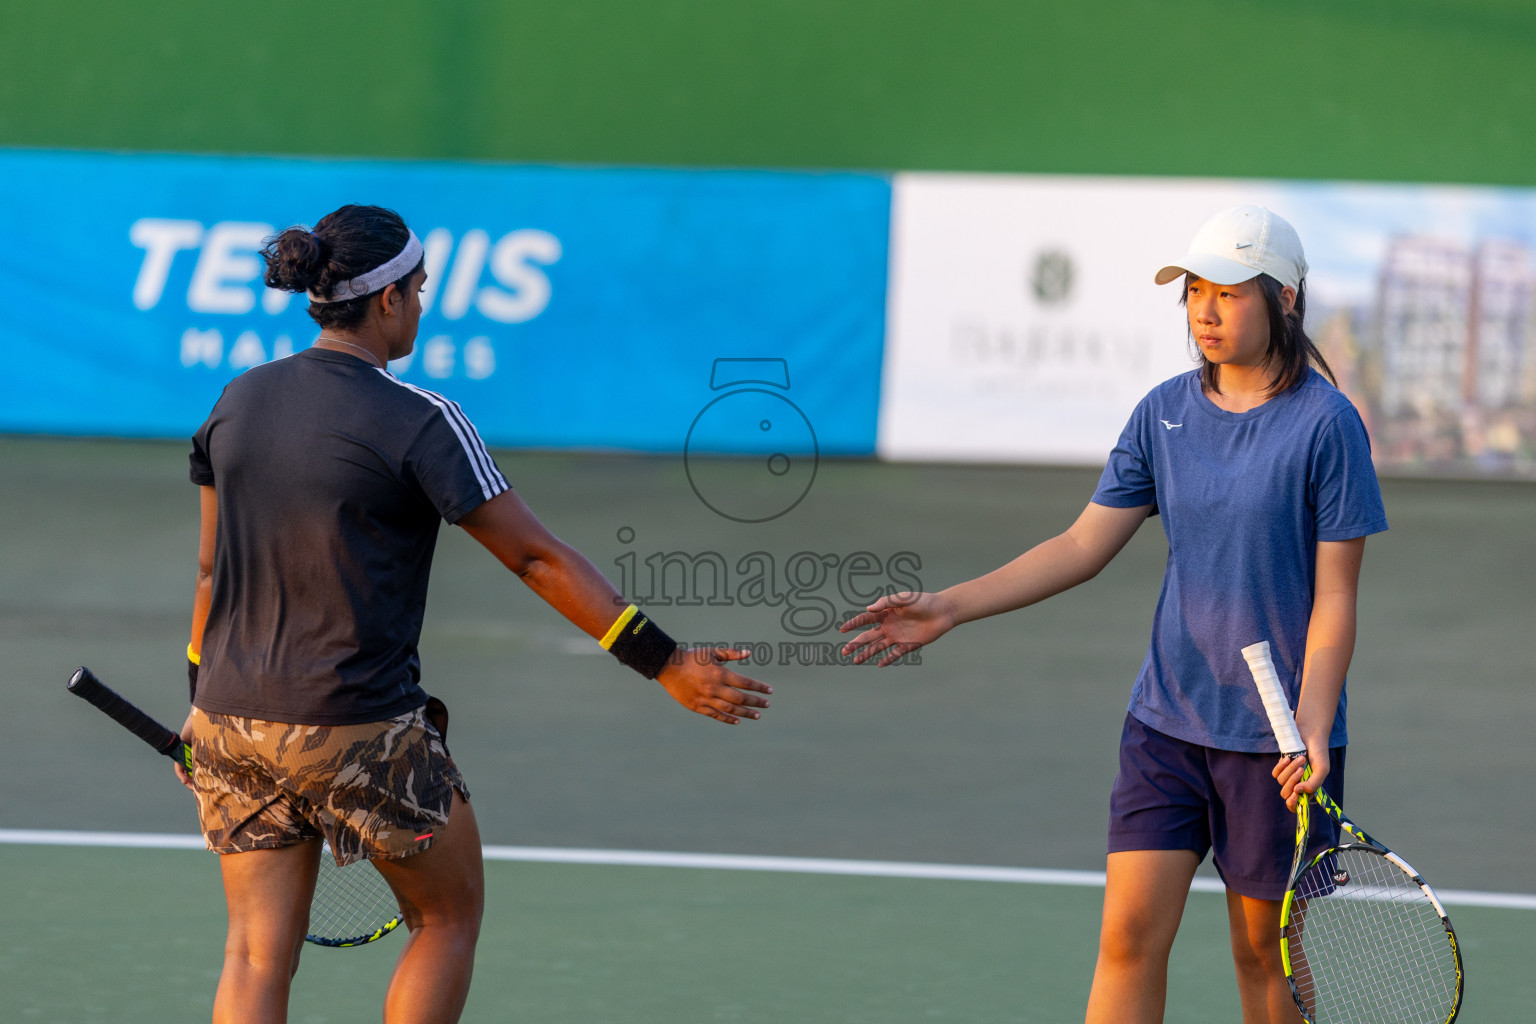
1183;272;1336;396
262;205;423;330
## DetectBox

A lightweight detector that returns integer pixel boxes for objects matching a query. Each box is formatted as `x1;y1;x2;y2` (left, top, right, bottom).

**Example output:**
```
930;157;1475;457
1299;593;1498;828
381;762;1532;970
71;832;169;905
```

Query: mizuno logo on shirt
1160;420;1183;430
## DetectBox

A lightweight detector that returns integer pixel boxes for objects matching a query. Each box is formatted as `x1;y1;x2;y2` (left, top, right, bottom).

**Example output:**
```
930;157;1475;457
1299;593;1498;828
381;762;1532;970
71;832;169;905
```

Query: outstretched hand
656;648;772;725
838;591;954;667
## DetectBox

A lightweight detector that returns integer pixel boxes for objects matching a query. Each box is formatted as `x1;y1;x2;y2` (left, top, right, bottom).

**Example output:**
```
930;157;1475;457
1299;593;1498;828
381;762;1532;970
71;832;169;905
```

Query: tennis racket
67;665;403;948
1240;642;1463;1024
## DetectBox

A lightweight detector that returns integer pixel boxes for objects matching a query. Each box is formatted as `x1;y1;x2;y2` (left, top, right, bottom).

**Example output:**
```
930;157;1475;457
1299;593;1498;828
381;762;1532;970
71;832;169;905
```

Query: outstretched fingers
840;626;886;659
723;680;771;709
699;648;771;697
860;635;920;667
838;610;880;632
876;641;922;668
843;630;921;667
694;650;772;724
838;592;917;633
708;647;753;664
702;685;768;724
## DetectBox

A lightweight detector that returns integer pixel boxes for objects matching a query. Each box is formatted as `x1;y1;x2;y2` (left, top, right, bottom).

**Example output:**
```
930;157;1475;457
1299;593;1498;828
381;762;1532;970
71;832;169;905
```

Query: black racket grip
68;666;189;767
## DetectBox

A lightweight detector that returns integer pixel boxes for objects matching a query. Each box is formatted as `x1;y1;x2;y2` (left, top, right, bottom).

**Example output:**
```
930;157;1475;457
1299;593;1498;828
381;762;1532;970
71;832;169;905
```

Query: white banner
880;173;1536;476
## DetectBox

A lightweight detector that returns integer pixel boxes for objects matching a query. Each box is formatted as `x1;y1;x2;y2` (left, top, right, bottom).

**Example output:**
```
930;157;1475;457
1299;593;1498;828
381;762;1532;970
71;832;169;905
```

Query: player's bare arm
839;501;1151;666
176;483;219;791
457;489;771;724
1273;535;1365;808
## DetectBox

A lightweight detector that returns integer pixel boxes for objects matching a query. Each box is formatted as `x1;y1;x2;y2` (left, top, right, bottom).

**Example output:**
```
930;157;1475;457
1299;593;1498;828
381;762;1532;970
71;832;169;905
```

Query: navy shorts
1107;713;1345;901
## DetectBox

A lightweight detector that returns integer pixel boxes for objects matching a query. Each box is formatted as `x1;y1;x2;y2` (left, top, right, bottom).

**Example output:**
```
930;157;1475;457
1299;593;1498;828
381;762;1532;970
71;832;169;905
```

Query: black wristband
601;605;678;679
187;657;199;703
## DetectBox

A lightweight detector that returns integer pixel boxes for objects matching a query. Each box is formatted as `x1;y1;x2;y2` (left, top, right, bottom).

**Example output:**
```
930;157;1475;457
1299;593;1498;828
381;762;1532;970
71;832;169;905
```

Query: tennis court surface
4;437;1533;1021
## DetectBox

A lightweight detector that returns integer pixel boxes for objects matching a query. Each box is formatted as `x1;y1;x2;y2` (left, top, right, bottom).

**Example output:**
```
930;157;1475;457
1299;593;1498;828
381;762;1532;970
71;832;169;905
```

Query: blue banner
0;150;890;454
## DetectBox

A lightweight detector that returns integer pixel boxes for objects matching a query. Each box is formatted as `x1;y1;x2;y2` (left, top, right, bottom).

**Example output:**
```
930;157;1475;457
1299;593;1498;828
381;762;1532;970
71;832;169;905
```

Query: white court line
4;829;1533;911
0;828;204;850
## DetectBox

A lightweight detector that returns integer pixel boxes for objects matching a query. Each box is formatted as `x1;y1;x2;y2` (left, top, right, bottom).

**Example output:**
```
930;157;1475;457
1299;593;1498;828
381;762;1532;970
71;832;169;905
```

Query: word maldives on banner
0;150;890;454
880;173;1536;477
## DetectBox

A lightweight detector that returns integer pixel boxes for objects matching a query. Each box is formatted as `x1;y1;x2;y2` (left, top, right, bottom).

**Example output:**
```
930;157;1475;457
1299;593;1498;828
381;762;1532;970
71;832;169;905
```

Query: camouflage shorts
189;698;469;866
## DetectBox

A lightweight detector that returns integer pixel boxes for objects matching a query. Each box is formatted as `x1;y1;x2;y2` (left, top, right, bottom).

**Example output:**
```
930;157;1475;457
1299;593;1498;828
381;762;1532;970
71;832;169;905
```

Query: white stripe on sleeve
375;369;507;502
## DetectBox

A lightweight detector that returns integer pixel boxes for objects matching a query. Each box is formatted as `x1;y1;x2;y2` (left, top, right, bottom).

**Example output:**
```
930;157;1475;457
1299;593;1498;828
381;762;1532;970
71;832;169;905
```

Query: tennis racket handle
68;666;186;762
1240;641;1307;758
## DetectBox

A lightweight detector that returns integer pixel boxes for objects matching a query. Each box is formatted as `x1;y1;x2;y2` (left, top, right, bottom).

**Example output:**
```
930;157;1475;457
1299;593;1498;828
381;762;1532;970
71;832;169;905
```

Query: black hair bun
262;227;331;294
266;205;411;329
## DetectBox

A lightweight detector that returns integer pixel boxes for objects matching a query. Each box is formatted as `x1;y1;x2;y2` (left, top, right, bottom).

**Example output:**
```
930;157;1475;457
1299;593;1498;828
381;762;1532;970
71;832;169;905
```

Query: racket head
1281;833;1464;1024
304;841;404;947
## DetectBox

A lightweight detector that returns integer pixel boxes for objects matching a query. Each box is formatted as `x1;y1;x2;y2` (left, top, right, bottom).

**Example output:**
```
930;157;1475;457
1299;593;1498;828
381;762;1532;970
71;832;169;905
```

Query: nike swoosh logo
1160;420;1183;430
1234;242;1252;249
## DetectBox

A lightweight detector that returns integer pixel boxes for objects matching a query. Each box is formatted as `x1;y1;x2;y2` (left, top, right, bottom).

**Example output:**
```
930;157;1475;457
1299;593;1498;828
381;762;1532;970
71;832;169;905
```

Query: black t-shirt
189;348;509;724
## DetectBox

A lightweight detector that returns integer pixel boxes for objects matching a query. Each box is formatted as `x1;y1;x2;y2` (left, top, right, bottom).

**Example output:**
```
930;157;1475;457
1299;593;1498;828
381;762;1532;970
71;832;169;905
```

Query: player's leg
1208;745;1345;1024
1084;849;1201;1024
213;838;323;1024
295;700;481;1023
1226;892;1301;1023
371;790;485;1024
1090;715;1212;1022
189;711;324;1024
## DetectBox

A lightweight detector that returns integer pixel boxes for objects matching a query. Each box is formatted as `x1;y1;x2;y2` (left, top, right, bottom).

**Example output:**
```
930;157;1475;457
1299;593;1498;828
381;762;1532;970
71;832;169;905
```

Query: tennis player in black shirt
179;204;771;1024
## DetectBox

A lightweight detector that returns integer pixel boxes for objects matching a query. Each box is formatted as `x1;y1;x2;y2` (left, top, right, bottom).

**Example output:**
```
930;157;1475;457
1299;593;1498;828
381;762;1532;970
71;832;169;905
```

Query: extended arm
457;489;640;641
1275;536;1365;808
945;501;1153;624
840;501;1152;666
457;490;770;723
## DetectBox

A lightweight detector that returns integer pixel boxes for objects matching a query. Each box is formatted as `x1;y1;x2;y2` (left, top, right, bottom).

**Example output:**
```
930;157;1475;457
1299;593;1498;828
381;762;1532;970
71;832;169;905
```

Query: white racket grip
1241;641;1307;757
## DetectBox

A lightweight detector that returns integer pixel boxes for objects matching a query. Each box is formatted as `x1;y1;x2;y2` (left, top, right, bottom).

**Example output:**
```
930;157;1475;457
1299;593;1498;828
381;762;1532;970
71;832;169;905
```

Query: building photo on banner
882;173;1536;478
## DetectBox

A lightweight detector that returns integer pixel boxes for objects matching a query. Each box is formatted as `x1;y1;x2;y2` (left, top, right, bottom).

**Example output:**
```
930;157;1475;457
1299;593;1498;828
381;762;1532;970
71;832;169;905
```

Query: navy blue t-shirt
1092;368;1388;752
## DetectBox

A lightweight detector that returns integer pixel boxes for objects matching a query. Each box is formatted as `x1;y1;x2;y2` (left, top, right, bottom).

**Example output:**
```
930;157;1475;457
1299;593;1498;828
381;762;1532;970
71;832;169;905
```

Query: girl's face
382;269;427;360
1185;276;1277;370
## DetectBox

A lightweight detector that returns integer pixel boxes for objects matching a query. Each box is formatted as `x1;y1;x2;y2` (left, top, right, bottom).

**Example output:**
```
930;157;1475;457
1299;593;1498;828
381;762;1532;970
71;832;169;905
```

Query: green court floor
3;437;1533;1019
4;845;1533;1022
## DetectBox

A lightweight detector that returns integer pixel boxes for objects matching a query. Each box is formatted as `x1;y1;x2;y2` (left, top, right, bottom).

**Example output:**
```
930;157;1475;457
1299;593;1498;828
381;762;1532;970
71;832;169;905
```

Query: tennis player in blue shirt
841;206;1387;1023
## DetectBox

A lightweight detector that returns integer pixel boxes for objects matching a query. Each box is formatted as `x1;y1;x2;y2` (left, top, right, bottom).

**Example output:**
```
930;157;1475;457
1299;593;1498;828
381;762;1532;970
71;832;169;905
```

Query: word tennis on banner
129;219;560;324
2;149;889;451
131;218;560;382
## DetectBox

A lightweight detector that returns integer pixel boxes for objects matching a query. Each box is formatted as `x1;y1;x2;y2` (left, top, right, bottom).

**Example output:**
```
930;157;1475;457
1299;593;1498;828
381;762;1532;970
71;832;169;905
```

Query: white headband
307;230;424;304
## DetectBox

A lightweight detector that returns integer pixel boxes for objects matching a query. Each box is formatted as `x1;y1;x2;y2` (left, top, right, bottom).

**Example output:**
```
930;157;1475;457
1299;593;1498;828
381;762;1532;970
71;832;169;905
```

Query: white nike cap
1154;205;1308;292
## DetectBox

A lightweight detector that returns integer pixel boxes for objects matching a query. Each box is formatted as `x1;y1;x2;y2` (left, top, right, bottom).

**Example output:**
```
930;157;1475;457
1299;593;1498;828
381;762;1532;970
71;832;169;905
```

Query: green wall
3;1;1534;184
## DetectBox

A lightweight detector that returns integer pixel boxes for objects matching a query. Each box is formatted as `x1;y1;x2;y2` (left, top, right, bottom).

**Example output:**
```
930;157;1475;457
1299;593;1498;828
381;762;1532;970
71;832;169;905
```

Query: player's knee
401;897;482;944
1229;930;1285;976
402;914;479;951
399;880;482;930
223;914;308;969
223;939;300;978
1097;916;1174;966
